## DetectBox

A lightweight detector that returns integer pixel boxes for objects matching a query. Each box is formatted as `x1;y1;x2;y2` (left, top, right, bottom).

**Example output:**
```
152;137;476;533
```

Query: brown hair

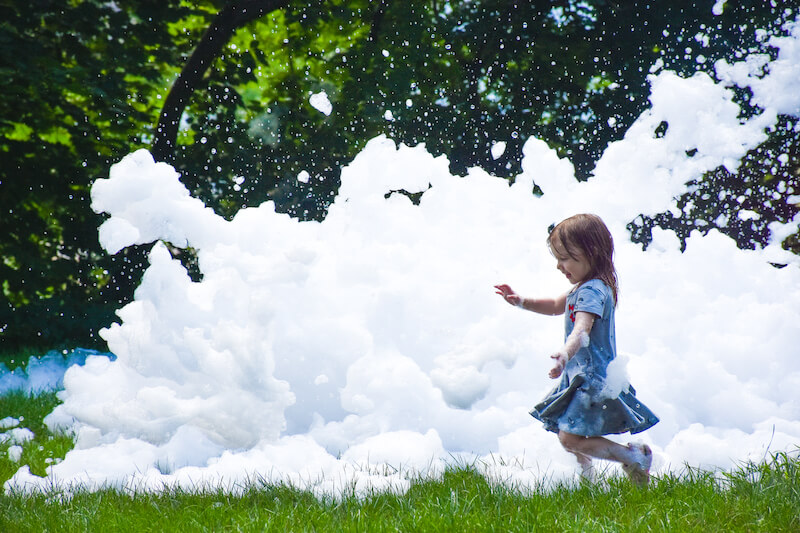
547;213;618;305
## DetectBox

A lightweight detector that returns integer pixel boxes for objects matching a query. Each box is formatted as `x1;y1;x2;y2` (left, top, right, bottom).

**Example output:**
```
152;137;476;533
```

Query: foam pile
6;17;800;495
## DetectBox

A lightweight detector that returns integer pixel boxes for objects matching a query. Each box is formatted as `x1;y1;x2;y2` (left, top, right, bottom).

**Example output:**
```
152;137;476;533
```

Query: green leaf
2;122;34;141
38;126;73;146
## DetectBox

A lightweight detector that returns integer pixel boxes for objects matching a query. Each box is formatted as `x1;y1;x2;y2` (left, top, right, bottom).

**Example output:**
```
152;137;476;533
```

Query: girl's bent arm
549;311;595;378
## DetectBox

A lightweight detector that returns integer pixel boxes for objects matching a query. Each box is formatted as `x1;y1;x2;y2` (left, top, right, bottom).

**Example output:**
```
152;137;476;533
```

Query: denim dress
530;279;659;436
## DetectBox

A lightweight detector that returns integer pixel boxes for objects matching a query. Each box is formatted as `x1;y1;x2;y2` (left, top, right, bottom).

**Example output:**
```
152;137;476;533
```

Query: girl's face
551;240;591;285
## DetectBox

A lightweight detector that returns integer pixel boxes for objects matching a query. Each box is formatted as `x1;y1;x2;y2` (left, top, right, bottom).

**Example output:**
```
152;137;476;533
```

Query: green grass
1;455;798;532
0;391;74;483
1;390;799;532
0;347;34;372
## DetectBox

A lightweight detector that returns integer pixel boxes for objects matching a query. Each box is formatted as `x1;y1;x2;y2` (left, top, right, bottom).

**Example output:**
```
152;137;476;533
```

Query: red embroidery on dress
568;303;575;323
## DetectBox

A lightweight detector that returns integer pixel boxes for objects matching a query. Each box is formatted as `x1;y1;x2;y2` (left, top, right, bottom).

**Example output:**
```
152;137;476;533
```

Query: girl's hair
547;213;619;305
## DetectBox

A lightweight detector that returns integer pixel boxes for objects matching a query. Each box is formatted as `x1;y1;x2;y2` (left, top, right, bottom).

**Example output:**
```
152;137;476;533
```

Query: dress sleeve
574;282;607;318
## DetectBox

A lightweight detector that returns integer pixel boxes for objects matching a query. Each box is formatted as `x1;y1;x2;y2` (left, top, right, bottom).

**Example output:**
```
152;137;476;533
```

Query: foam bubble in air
490;141;507;160
5;18;800;495
309;91;333;116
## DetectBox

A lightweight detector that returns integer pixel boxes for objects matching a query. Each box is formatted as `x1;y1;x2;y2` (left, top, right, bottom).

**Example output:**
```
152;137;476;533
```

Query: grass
1;389;799;531
1;454;798;532
0;347;33;372
0;391;73;482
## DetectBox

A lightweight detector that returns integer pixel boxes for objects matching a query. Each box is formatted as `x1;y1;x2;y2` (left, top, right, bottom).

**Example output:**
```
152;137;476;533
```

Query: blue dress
530;279;659;436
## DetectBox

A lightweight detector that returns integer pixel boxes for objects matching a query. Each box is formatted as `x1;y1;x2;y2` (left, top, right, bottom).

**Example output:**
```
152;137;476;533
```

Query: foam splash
6;18;800;496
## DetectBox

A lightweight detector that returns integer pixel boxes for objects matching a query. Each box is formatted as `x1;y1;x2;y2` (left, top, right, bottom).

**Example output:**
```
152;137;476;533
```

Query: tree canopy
1;0;798;351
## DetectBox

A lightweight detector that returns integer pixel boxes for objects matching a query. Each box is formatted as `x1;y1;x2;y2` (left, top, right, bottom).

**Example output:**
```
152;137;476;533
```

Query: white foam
5;17;800;496
0;428;34;446
7;445;23;463
491;141;507;160
309;91;333;116
0;349;112;395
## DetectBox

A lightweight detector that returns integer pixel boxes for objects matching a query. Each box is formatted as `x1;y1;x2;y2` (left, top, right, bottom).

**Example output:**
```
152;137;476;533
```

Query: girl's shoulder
580;278;611;293
570;278;610;294
572;279;613;306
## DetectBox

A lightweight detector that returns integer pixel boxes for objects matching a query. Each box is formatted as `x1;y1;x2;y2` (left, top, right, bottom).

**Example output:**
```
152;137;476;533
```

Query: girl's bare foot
622;443;652;486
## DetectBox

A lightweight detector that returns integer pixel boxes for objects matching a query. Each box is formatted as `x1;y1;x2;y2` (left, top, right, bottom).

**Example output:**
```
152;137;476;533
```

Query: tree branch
368;0;390;43
151;0;293;162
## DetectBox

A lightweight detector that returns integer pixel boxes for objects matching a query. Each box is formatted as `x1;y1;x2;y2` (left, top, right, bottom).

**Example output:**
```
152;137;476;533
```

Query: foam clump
0;349;113;395
6;18;800;496
0;427;34;446
309;91;333;116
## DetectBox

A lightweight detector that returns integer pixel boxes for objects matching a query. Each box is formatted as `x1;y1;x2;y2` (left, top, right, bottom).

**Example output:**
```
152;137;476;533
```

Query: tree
152;0;295;162
163;0;798;246
2;0;797;352
0;0;209;350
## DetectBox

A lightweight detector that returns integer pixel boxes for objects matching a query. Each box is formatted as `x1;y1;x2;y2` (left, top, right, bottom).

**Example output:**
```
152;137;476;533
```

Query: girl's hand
494;284;522;307
549;351;568;379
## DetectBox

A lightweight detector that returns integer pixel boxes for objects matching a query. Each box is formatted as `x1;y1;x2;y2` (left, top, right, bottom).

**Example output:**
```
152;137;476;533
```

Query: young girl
495;213;659;484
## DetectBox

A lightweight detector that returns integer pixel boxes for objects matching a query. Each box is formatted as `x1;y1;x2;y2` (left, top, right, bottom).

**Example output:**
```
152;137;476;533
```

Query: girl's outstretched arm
494;284;566;316
549;311;595;378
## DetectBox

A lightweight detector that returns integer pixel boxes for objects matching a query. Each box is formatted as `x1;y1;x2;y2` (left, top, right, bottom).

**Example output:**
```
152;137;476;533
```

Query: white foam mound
6;19;800;496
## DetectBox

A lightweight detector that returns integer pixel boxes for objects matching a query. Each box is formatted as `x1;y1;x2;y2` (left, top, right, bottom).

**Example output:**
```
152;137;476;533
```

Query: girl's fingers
494;285;517;300
549;353;567;378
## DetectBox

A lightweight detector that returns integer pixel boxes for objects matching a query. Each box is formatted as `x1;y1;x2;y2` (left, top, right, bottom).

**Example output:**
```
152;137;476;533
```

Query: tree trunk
151;0;293;162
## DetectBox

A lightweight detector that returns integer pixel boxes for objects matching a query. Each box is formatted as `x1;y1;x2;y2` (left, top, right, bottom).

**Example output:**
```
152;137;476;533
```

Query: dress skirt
530;371;659;437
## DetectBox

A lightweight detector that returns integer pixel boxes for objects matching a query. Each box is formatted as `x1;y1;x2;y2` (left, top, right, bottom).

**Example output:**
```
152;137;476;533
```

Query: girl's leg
558;431;651;484
573;451;595;482
557;435;595;482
